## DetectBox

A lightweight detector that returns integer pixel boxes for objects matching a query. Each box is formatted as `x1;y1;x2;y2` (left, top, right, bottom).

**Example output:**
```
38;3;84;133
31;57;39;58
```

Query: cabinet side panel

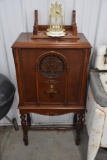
79;48;91;106
13;48;24;105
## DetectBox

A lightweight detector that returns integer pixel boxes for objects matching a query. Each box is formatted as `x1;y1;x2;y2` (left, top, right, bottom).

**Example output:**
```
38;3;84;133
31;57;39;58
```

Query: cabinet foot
27;113;31;127
73;114;77;128
20;114;28;146
75;114;84;145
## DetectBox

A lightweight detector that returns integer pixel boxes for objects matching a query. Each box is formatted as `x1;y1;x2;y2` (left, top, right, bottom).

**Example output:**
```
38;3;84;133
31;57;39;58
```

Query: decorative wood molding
39;54;65;78
72;10;78;36
36;51;69;70
20;114;28;146
36;51;69;105
33;10;38;35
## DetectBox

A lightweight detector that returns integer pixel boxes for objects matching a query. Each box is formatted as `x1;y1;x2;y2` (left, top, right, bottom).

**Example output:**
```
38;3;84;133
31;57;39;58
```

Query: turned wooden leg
27;113;31;127
73;114;77;128
75;114;84;145
20;114;28;146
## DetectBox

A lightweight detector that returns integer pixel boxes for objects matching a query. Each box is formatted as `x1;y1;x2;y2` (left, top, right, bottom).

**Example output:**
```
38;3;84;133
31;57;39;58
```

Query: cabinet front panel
18;48;85;106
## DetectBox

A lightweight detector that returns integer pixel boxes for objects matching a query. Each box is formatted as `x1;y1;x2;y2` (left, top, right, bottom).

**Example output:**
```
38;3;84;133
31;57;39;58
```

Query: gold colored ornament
46;1;66;37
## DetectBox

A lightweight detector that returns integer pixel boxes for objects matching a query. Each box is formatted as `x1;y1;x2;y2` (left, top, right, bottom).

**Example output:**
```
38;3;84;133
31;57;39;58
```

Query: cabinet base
20;113;84;146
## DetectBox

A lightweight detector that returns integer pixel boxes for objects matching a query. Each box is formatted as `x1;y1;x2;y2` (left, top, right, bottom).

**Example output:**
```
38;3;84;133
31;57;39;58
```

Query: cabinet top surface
12;32;91;49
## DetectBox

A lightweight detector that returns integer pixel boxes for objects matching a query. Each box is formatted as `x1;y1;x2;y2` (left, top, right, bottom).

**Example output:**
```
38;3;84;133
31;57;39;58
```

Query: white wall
0;0;107;125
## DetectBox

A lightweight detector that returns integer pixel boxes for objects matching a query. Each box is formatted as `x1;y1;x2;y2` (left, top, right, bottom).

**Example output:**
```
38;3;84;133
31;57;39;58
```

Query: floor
0;125;107;160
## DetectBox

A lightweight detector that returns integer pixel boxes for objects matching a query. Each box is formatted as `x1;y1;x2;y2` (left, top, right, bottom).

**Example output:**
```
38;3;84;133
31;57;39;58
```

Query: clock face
50;2;62;18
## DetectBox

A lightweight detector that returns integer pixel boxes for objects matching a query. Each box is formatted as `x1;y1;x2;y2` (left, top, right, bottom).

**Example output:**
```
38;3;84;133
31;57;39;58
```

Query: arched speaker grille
39;54;65;78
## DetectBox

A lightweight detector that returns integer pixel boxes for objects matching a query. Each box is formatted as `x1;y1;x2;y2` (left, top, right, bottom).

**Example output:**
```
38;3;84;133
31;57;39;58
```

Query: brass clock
46;1;66;37
50;2;62;18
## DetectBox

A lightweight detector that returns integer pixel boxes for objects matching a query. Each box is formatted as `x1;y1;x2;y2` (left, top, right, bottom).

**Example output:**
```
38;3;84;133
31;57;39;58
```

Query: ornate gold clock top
32;2;78;38
46;1;66;37
50;1;62;18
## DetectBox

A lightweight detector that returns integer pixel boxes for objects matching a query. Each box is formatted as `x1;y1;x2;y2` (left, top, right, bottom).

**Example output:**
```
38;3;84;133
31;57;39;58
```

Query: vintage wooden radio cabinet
12;8;91;146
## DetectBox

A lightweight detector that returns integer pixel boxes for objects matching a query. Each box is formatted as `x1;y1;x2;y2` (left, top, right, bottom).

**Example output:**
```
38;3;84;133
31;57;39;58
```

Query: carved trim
77;50;85;103
76;114;85;145
45;80;59;85
43;80;61;98
27;113;31;127
70;50;85;103
39;54;65;78
20;114;28;145
13;49;25;105
35;65;40;105
36;51;69;105
72;10;78;36
36;51;69;70
33;10;38;35
18;49;27;103
79;48;91;105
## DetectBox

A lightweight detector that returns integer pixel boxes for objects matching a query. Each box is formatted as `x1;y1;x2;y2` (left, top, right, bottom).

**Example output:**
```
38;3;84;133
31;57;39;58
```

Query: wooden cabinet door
15;48;88;107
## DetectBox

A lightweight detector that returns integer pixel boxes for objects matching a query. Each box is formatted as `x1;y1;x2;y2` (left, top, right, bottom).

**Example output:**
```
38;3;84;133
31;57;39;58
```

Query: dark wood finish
20;114;28;146
76;114;85;145
104;48;107;64
73;114;77;127
12;27;91;146
72;10;78;36
33;10;38;35
29;124;74;130
27;113;31;127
